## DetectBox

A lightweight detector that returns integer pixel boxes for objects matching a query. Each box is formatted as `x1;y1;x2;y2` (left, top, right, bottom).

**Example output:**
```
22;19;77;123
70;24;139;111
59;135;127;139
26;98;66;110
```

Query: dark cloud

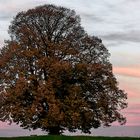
101;30;140;43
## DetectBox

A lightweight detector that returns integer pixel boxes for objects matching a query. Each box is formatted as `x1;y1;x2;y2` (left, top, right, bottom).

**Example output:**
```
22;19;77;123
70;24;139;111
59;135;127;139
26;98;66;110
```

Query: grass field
0;135;139;140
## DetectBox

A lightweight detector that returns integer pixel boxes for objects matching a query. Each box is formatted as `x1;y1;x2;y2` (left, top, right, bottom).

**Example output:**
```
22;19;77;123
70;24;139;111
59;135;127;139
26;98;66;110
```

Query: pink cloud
112;68;140;103
123;108;140;116
125;115;140;126
115;79;140;104
112;70;140;126
122;103;140;126
128;103;140;110
113;67;140;78
122;85;138;97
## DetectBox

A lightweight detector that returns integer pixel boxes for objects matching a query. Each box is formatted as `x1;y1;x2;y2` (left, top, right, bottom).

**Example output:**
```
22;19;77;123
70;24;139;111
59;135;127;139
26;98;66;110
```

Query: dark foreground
0;136;139;140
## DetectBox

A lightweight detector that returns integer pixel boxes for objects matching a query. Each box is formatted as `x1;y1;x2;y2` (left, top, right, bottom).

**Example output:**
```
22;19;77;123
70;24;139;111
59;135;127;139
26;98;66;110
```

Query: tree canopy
0;4;127;135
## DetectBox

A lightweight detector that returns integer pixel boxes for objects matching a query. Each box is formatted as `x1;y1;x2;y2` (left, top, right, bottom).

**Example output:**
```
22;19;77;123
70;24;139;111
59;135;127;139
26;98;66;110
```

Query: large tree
0;4;127;135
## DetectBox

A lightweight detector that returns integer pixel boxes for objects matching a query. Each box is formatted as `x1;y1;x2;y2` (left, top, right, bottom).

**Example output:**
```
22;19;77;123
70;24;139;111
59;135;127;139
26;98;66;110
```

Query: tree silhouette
0;4;127;135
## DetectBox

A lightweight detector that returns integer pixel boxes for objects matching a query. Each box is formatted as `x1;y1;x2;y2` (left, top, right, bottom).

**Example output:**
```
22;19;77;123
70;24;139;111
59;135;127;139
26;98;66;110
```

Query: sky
0;0;140;137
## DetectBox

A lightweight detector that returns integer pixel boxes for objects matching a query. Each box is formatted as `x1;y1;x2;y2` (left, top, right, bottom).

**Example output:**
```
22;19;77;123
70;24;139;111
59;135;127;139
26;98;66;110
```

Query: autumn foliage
0;4;127;135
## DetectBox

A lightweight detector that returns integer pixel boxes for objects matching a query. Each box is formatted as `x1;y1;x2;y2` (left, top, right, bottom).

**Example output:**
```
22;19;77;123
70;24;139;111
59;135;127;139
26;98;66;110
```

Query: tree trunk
48;126;62;135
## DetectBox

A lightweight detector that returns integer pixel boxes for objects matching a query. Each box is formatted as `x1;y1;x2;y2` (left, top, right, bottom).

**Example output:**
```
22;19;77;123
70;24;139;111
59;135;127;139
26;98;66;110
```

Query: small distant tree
0;4;127;135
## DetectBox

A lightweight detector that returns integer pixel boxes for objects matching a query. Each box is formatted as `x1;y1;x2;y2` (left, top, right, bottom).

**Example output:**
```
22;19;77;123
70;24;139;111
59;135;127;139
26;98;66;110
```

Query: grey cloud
0;14;12;21
81;13;104;23
101;30;140;43
102;40;125;47
125;0;140;2
0;0;11;3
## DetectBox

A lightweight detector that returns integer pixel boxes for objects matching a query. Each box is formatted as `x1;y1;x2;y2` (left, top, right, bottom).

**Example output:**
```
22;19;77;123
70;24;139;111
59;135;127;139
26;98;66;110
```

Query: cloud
0;14;12;21
112;78;140;125
121;103;140;126
101;30;140;43
123;108;140;125
113;70;140;101
113;67;140;78
123;104;140;115
0;0;51;21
